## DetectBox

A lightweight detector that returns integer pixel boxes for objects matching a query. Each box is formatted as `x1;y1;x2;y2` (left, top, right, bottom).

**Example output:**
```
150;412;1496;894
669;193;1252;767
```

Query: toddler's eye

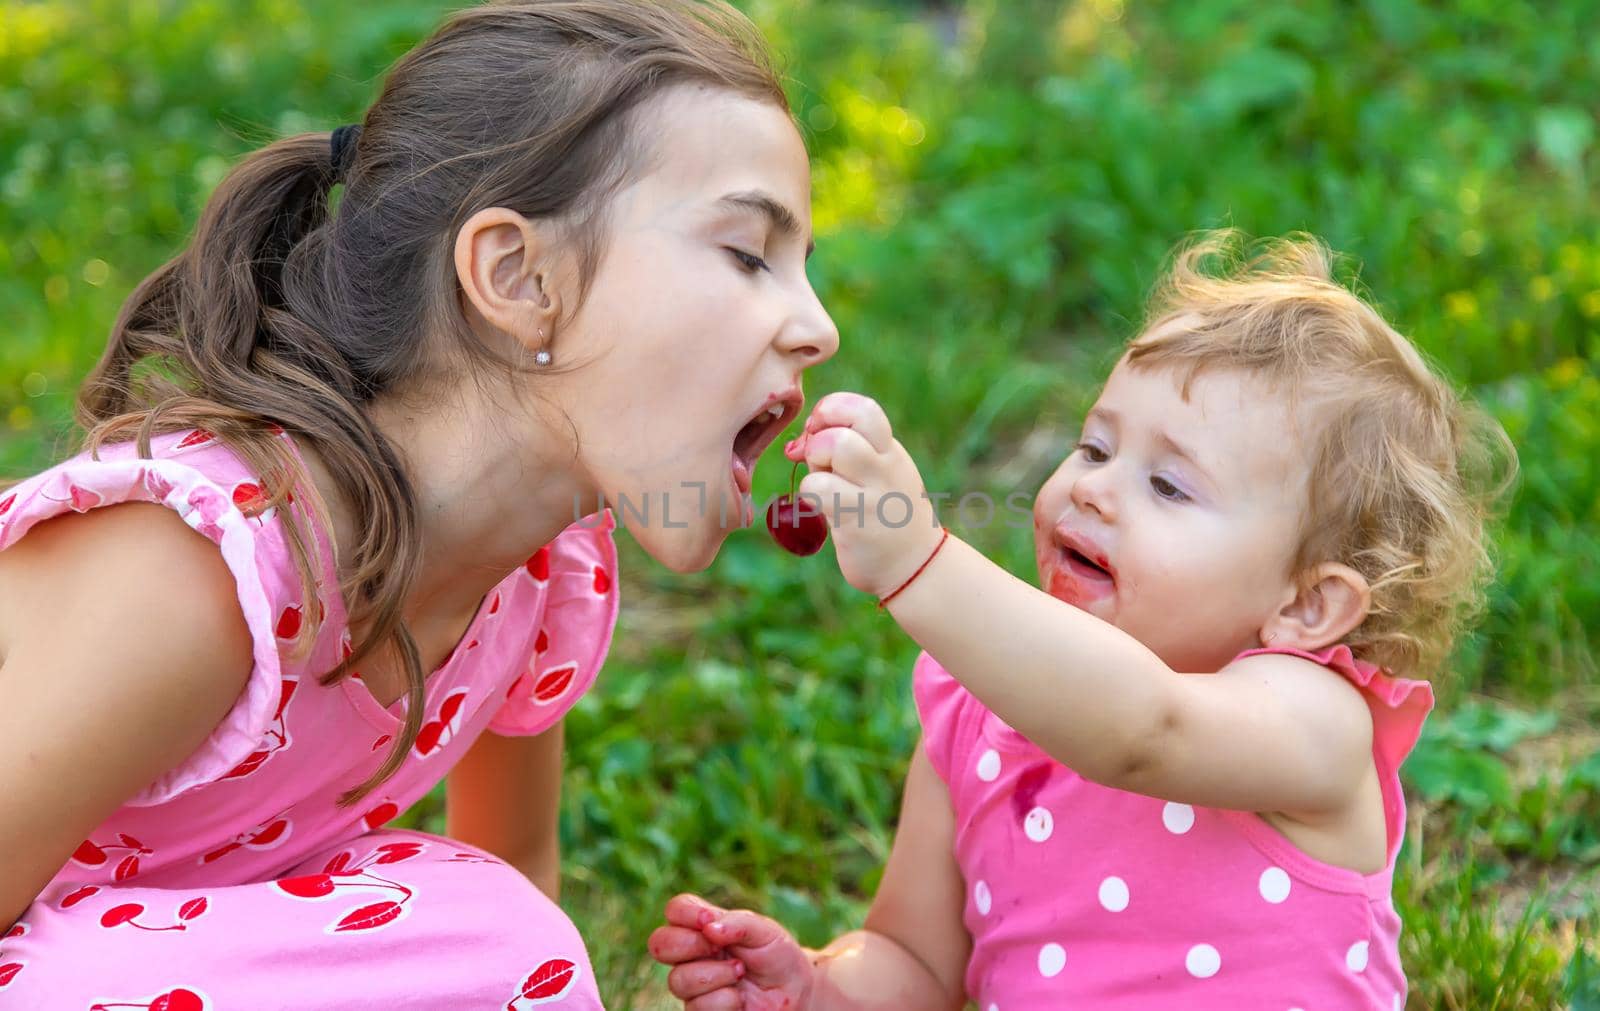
1075;441;1108;463
727;248;770;274
1151;475;1189;502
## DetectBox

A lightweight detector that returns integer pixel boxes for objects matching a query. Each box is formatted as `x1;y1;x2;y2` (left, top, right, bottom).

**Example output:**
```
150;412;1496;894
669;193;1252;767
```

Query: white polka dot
1023;806;1054;842
974;880;992;915
1098;876;1129;912
1186;943;1221;978
1258;866;1291;903
976;749;1001;781
1038;942;1066;978
1347;940;1369;972
1162;802;1195;834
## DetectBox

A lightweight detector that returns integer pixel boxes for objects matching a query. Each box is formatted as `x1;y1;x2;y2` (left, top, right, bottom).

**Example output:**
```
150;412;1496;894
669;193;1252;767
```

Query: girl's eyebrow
715;189;815;259
1086;406;1216;482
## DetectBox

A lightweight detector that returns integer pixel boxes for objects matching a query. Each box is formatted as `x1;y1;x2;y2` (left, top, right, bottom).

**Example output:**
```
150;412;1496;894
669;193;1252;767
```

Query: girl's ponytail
78;131;429;804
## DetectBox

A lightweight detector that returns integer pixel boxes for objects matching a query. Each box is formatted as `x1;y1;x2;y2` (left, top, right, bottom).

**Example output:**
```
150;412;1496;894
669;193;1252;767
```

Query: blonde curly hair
1124;230;1518;679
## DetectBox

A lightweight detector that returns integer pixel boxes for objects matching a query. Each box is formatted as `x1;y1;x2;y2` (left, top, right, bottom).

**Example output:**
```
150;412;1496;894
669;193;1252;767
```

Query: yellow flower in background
1581;291;1600;318
1445;290;1479;322
1548;357;1584;388
1529;276;1555;302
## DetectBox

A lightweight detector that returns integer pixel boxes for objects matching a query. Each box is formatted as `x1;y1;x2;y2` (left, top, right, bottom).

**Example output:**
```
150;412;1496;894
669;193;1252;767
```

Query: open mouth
730;391;803;497
1064;547;1114;582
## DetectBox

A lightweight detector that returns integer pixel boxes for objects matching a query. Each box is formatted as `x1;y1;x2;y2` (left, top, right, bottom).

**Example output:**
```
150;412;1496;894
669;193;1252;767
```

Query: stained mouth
1066;547;1111;578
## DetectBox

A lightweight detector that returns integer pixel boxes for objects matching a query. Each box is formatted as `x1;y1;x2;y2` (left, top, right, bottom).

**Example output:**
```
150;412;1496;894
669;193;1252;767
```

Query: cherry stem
789;460;801;498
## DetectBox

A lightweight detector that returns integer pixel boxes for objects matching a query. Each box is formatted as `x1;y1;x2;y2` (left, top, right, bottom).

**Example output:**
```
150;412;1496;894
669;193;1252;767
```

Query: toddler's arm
0;504;255;930
794;393;1374;819
650;743;969;1011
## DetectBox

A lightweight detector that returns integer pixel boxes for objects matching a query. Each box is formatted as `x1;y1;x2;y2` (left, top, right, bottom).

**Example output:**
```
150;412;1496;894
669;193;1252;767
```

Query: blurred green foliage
4;0;1598;1006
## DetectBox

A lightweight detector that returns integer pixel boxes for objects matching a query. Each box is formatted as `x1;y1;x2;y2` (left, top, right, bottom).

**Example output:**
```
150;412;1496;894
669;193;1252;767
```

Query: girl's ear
1259;562;1371;652
453;206;562;353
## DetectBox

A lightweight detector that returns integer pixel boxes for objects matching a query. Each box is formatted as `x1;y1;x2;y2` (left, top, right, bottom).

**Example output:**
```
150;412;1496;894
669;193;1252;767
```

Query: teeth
766;405;783;420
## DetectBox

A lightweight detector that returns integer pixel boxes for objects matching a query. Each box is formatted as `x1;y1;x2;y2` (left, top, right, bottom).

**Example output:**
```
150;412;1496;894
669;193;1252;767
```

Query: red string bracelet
878;527;950;610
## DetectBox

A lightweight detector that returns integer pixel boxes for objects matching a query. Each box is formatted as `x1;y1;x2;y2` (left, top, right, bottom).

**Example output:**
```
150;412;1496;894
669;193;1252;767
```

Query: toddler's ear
1260;562;1370;652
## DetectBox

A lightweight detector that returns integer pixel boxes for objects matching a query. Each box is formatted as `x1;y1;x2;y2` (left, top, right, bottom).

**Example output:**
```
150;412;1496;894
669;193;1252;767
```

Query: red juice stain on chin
1010;762;1054;823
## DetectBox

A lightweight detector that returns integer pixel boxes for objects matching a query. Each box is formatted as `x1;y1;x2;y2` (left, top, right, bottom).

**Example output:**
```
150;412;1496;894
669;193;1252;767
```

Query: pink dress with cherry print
0;429;619;1010
914;644;1434;1011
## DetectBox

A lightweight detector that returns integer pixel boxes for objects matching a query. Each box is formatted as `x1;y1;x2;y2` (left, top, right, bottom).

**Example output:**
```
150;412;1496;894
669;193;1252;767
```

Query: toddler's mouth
1047;527;1116;605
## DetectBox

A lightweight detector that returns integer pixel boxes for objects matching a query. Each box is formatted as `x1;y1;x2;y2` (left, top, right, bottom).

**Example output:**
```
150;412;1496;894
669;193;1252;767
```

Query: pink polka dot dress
0;429;620;1009
914;644;1434;1010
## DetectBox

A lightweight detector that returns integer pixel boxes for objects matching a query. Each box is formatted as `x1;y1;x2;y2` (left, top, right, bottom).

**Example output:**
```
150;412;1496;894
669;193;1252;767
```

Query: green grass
4;1;1598;1007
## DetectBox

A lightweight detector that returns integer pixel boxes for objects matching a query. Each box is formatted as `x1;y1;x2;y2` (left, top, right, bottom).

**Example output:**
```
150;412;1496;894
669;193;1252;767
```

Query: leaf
177;897;208;921
333;901;403;933
519;958;577;1001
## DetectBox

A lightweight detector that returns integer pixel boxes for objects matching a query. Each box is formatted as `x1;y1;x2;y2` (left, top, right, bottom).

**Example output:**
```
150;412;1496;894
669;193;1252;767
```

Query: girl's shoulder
0;430;325;804
1229;643;1435;770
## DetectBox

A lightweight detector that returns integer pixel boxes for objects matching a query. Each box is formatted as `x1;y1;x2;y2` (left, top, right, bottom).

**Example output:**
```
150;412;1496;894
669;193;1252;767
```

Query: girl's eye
728;248;770;273
1075;441;1108;463
1151;475;1189;502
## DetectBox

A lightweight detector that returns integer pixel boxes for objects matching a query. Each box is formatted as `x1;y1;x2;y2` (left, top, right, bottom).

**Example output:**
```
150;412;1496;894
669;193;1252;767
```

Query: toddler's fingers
797;470;861;526
649;923;722;965
802;392;893;453
685;991;744;1011
666;957;746;1001
704;910;797;971
802;426;880;482
664;893;728;931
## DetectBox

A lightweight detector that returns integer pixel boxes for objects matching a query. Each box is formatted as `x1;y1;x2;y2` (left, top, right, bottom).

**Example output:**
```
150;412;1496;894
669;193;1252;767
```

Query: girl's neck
299;380;596;627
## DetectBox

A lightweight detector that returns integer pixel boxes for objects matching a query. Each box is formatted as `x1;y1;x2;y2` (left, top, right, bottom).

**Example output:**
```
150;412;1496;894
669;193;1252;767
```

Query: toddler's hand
649;893;814;1010
786;392;942;599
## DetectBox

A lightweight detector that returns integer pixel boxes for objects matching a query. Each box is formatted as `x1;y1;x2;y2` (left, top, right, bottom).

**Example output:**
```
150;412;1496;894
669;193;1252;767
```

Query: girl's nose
777;280;840;367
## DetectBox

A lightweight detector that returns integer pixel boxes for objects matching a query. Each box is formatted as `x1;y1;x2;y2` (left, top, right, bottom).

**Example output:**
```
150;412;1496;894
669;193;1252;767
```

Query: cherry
766;462;828;556
276;874;335;898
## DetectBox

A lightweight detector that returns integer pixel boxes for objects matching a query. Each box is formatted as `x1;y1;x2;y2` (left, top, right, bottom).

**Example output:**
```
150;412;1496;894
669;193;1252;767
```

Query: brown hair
62;0;788;803
1124;230;1518;679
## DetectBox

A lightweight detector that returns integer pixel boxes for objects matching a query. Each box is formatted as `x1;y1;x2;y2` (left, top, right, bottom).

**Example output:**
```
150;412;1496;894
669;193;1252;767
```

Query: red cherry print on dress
0;493;15;517
535;628;549;654
177;897;208;921
69;485;103;512
532;663;578;705
370;733;391;752
61;885;100;908
232;482;266;514
74;839;108;866
414;688;470;757
324;851;357;875
277;874;336;899
276;605;302;640
508;958;579;1008
363;801;399;830
114;854;141;881
89;987;207;1011
0;963;21;987
175;429;214;449
526;545;550;581
372;842;424;865
3;923;24;940
100;903;146;928
334;901;404;933
488;592;501;615
592;565;610;594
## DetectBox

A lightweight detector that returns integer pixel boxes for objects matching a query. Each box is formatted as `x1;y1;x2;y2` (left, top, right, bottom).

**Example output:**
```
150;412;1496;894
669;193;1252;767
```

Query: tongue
731;451;753;494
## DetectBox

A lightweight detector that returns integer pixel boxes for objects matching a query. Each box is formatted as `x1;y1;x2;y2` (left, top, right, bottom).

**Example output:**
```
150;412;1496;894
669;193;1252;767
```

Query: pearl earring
534;349;552;366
